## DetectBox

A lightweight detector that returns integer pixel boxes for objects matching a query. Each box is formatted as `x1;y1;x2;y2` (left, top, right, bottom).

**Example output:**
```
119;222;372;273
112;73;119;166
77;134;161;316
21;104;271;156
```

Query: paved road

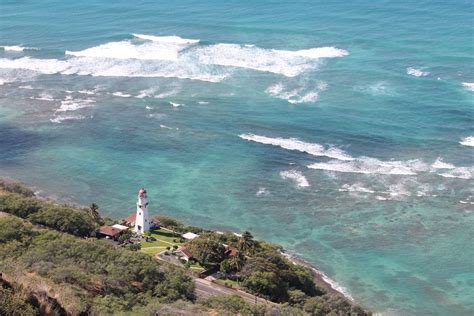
194;278;277;307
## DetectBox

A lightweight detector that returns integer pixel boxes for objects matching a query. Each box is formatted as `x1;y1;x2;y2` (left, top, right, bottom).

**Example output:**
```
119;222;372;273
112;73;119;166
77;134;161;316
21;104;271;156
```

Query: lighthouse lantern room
134;187;150;234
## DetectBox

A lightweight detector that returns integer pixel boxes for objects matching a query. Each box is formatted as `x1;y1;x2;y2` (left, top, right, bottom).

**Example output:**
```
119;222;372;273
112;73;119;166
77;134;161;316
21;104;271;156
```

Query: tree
88;203;101;221
227;253;245;272
187;238;226;267
238;231;255;254
242;271;288;302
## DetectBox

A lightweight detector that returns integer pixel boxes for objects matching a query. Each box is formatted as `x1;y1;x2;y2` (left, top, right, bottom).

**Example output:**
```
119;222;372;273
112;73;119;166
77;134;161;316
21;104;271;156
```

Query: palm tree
238;231;255;254
228;253;245;272
88;203;100;221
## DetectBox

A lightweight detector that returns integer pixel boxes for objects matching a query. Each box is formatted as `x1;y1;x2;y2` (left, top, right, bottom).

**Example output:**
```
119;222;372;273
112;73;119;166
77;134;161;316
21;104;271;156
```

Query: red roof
98;226;122;237
138;188;146;196
178;247;194;258
124;213;136;225
225;246;238;257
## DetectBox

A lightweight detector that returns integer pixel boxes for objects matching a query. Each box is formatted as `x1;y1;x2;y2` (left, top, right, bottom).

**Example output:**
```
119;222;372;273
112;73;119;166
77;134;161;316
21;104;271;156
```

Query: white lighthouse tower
134;188;150;234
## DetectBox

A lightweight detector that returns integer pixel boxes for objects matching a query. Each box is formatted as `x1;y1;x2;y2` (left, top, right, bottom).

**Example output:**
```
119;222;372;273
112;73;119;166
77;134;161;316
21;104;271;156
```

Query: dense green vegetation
0;216;194;314
0;180;99;237
0;179;370;315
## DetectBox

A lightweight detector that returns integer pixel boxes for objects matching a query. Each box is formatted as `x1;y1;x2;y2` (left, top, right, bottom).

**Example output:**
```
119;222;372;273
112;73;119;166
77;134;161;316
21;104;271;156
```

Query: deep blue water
1;1;473;314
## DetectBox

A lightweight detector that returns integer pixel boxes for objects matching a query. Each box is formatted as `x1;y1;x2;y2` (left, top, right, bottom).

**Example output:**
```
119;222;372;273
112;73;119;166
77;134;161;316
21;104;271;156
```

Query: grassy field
140;228;185;255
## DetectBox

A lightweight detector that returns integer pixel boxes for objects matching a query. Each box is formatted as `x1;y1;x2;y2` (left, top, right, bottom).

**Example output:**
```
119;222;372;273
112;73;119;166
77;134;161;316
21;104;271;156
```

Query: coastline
280;250;354;301
1;176;358;307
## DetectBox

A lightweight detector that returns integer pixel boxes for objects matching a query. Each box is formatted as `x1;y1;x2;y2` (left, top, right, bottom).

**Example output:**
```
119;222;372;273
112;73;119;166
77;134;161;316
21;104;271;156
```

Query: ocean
0;0;473;314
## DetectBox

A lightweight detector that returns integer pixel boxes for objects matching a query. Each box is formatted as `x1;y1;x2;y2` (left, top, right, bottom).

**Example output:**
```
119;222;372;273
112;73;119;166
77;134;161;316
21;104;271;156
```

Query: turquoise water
1;1;473;314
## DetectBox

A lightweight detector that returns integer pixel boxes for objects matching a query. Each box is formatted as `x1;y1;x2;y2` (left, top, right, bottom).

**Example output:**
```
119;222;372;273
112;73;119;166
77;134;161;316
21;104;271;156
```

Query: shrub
0;286;37;316
0;193;43;218
0;216;35;243
127;243;141;251
28;205;97;237
0;179;35;197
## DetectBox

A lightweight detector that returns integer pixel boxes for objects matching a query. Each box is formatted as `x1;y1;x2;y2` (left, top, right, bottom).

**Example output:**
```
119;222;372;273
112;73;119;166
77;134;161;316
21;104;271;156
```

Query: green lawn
189;263;206;273
215;278;241;288
140;228;185;256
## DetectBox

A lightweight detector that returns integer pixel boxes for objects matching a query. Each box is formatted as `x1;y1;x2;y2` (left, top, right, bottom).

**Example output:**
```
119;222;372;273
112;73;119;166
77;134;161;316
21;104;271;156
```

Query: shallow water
1;1;473;314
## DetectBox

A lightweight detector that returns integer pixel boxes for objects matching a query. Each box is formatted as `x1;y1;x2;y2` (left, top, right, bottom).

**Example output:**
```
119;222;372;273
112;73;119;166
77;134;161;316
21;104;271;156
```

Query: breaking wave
460;136;474;147
1;45;38;52
407;67;429;77
56;96;95;112
431;158;455;169
50;114;88;123
438;167;473;180
132;33;200;44
280;170;310;188
462;82;474;91
308;158;428;176
265;82;323;104
239;134;353;161
0;34;348;82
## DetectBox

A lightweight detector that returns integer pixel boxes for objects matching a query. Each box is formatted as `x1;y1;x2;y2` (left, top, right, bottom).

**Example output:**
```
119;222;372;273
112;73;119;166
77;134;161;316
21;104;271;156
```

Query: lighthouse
134;188;150;234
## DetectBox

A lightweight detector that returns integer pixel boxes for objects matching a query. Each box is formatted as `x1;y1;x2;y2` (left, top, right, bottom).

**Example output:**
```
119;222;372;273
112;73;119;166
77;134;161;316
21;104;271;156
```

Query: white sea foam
0;56;228;82
462;82;474;91
111;91;132;98
66;39;187;61
1;45;37;52
339;183;375;194
56;96;95;112
256;187;269;196
0;36;348;81
280;170;310;188
50;114;87;123
460;136;474;147
19;85;34;89
438;167;473;180
240;134;353;161
198;44;347;77
169;102;183;107
132;33;200;44
266;83;318;103
159;124;178;130
198;101;209;104
407;67;429;77
431;158;455;169
145;105;153;110
30;92;55;101
308;158;428;176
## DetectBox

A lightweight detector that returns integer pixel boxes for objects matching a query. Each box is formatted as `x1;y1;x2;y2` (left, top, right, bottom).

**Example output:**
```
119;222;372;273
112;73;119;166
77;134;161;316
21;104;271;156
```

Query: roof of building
98;225;122;237
225;245;238;257
111;224;129;231
178;247;194;258
138;188;146;196
182;232;199;240
125;213;136;224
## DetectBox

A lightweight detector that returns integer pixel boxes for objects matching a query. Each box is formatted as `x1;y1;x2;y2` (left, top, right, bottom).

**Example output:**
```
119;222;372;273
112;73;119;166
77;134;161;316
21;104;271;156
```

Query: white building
134;188;150;234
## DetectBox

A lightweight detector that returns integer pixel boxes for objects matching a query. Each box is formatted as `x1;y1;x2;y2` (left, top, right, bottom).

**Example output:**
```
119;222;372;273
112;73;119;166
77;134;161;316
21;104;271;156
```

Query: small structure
134;188;150;234
124;213;160;229
97;225;122;240
175;246;194;262
182;232;199;240
111;224;129;231
225;245;238;258
123;213;137;227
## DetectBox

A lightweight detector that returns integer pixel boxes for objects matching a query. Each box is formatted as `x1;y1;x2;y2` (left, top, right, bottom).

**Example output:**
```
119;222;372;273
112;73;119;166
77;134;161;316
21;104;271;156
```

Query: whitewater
1;1;473;314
